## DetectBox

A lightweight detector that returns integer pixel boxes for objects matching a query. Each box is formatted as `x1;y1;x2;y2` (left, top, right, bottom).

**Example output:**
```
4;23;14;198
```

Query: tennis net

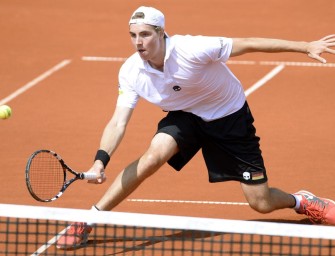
1;203;335;256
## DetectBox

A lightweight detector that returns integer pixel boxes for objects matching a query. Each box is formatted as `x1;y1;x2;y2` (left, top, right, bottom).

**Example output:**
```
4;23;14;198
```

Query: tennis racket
25;149;97;202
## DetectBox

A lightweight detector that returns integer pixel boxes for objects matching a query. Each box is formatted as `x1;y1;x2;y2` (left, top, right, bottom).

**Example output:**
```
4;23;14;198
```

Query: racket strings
29;152;65;201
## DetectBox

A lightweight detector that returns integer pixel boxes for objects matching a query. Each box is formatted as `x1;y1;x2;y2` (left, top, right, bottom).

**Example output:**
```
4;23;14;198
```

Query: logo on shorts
251;172;265;181
173;85;181;91
243;172;251;180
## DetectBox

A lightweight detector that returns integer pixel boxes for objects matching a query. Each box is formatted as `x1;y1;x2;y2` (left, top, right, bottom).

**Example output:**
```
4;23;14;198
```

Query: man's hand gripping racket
25;149;103;202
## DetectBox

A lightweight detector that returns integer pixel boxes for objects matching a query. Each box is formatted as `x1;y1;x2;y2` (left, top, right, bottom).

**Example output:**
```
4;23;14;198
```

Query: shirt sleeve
181;35;233;63
116;62;140;109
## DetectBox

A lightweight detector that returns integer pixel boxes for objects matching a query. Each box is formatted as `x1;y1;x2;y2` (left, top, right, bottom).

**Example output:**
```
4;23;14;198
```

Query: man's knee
140;151;164;172
248;199;273;214
242;182;274;214
137;133;178;179
137;149;172;179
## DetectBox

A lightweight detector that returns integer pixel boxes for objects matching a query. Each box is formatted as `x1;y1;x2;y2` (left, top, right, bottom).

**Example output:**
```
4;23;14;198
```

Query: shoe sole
56;231;90;249
56;237;88;250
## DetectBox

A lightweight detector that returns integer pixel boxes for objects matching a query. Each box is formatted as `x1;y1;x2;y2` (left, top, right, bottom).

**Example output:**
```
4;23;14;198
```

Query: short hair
131;12;145;20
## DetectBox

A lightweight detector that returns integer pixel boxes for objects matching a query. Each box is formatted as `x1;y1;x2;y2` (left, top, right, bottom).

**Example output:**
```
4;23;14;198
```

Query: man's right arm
89;105;134;183
99;105;134;156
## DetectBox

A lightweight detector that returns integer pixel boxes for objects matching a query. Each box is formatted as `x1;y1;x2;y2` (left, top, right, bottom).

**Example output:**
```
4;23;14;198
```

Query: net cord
1;203;335;240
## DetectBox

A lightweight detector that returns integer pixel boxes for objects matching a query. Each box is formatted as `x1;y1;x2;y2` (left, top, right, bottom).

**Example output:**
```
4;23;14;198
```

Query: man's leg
241;182;295;214
56;133;178;249
241;182;335;225
96;132;179;211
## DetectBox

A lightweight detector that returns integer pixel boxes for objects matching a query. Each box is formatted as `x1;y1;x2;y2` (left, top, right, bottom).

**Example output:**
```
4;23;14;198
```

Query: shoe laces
304;198;328;224
67;222;87;236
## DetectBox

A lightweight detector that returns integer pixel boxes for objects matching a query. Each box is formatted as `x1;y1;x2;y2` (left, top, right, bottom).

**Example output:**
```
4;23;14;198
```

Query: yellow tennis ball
0;105;12;120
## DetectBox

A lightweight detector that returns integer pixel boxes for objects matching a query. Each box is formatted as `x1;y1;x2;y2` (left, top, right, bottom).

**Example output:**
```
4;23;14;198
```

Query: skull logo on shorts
243;172;251;180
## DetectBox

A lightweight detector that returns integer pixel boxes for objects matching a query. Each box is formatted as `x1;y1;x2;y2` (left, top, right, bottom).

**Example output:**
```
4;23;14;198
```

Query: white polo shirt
117;35;246;121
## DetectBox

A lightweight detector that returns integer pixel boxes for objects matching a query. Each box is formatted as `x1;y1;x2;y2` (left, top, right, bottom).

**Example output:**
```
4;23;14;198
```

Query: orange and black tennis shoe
294;190;335;225
56;222;92;249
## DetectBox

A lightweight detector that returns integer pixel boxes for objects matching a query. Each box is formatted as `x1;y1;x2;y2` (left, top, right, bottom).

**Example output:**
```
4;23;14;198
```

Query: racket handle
82;172;98;180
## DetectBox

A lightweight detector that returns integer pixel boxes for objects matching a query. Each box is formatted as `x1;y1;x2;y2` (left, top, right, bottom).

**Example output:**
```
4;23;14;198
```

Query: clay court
1;0;335;226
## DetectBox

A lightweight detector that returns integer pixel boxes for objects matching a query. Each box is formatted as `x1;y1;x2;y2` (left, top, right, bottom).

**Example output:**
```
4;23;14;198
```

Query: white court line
261;61;335;68
82;56;127;62
30;227;70;256
81;57;258;65
228;60;257;65
127;199;249;206
0;59;71;105
244;64;285;97
81;56;335;68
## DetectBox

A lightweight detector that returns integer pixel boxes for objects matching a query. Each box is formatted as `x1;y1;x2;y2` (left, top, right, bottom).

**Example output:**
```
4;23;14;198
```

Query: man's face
129;23;164;61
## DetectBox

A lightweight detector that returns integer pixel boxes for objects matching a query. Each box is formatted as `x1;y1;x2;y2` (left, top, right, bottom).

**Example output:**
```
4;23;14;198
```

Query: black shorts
156;101;267;184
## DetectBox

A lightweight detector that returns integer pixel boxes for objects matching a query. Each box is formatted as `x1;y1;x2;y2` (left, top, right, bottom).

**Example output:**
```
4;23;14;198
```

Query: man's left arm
231;35;335;63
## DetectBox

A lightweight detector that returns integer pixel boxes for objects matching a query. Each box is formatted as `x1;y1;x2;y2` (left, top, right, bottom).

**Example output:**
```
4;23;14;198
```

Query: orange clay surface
1;0;335;224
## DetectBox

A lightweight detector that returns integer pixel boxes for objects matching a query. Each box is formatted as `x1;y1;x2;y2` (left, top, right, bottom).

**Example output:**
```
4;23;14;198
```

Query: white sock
86;205;99;226
292;194;301;211
91;205;100;211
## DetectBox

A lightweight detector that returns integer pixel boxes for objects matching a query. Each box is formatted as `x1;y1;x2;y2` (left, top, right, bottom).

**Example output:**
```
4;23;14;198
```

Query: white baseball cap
129;6;165;28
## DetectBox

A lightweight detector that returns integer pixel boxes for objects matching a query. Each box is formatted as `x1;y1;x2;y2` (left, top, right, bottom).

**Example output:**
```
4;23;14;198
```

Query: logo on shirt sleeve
118;84;124;95
217;38;224;59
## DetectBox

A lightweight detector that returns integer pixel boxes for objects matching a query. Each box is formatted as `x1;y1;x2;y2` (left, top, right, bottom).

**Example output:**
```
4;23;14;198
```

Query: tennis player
56;6;335;249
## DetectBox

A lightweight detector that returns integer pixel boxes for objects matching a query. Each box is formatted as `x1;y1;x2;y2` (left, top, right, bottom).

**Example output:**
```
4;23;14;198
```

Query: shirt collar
138;36;173;73
164;36;173;61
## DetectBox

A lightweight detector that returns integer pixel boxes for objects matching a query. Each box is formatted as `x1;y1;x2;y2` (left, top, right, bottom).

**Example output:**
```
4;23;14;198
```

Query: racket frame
25;149;91;202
